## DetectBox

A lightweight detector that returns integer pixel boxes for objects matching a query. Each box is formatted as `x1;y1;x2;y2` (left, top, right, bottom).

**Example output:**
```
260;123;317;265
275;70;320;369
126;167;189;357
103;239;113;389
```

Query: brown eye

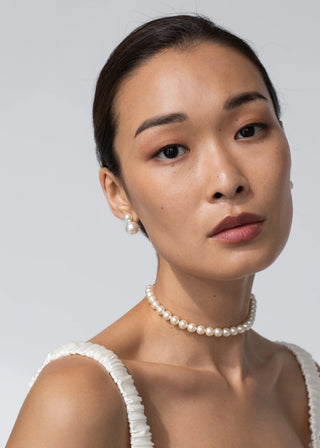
157;144;187;159
235;123;266;139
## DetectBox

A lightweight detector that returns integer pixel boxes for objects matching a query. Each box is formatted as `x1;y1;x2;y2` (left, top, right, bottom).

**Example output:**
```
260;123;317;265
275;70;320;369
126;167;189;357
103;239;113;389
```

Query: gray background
1;0;319;443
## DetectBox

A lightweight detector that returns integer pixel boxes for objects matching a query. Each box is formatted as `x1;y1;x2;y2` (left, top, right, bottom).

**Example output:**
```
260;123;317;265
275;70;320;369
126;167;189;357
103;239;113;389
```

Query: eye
156;144;187;159
235;123;266;139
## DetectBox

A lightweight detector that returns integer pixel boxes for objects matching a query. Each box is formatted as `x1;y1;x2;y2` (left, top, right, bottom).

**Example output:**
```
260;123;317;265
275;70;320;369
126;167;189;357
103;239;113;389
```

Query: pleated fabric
29;341;154;448
30;340;319;448
276;341;320;448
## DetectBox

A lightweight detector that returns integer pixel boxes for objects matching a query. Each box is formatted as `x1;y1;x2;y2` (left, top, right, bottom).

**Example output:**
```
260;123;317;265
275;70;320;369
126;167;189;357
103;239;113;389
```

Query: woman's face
108;42;292;280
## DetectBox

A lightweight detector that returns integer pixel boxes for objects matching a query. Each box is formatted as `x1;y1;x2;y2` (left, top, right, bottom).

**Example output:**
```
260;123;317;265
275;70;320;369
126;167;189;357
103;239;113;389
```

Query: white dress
30;340;320;448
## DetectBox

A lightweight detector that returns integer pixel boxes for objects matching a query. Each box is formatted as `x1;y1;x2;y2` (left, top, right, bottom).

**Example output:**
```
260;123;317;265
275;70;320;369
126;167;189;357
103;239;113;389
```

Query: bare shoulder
6;355;128;448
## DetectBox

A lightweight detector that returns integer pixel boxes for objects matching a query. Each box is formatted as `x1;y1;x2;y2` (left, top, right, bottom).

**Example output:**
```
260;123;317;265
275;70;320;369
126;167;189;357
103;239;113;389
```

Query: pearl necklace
145;285;257;337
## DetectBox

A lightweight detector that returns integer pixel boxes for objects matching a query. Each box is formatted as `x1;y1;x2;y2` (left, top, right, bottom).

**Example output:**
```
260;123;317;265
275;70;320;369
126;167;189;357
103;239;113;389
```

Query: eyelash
155;144;188;160
235;122;267;140
154;122;268;160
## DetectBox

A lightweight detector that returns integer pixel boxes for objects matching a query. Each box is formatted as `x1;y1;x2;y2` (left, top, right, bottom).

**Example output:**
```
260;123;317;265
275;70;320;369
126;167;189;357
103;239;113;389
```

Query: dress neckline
30;340;320;448
275;341;320;448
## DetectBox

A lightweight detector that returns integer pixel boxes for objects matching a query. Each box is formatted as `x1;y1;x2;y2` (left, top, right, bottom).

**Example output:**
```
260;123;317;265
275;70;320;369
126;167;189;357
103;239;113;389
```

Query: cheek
259;140;293;251
251;134;291;197
125;168;192;231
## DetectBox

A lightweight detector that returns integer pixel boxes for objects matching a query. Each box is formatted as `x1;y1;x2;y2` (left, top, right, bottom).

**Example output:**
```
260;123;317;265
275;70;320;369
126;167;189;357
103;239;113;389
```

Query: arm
6;355;129;448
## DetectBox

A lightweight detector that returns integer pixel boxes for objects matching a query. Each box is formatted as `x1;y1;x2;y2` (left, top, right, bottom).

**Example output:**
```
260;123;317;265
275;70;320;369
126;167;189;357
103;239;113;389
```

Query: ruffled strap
30;341;154;448
277;341;320;448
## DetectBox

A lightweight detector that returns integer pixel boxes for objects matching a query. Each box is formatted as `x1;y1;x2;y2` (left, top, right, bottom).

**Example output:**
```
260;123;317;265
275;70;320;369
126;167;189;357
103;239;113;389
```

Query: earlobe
99;167;136;221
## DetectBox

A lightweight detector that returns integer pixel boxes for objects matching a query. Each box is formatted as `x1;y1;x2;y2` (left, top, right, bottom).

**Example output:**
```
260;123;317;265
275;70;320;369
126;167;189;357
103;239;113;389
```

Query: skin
6;42;319;448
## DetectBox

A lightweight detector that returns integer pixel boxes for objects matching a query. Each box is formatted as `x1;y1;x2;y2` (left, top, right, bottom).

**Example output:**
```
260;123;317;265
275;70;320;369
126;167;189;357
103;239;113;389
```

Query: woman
6;14;320;448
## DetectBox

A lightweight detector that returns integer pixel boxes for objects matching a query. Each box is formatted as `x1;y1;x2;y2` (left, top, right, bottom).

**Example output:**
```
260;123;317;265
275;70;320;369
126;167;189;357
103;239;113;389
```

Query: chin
211;237;292;281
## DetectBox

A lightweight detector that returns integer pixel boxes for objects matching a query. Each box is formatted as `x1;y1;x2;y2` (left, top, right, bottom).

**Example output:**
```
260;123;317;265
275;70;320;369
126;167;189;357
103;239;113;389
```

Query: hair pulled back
93;14;281;236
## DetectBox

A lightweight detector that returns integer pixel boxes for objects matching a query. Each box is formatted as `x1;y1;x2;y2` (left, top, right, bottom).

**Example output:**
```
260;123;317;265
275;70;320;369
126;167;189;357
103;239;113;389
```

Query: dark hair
93;14;281;236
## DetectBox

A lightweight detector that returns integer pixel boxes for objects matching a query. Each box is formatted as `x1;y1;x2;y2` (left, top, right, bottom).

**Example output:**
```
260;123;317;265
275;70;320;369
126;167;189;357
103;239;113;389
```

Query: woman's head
95;15;292;280
93;15;281;184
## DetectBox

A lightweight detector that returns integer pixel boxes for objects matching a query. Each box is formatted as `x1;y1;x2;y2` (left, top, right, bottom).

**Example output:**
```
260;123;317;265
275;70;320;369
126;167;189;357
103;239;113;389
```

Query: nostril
213;185;244;199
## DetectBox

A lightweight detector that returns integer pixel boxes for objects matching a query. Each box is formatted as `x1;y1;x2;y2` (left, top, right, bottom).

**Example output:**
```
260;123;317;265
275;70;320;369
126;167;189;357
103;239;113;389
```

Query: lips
209;212;266;237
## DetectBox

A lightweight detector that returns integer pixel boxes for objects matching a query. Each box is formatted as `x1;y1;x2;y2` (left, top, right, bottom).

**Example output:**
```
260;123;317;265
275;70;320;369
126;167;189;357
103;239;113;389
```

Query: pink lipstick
209;212;265;244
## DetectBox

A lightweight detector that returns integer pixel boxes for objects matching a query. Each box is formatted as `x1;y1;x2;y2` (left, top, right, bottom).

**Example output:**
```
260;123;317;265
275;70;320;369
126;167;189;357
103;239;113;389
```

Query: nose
204;146;250;202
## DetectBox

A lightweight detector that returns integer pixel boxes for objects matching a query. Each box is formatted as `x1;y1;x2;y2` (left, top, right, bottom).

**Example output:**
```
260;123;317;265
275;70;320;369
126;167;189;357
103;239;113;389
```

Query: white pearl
170;316;179;326
187;323;197;333
223;328;231;337
146;285;257;337
126;221;139;235
205;327;214;336
179;320;188;330
156;305;164;315
124;213;132;221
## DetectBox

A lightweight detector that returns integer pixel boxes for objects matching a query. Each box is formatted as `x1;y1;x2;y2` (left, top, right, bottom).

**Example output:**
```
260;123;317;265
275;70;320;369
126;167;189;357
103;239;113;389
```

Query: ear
99;167;138;222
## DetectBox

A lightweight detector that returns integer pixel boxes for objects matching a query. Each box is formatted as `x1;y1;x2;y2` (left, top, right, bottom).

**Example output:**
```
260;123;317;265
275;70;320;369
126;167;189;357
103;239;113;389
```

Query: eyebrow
223;91;268;110
134;112;188;138
134;91;268;138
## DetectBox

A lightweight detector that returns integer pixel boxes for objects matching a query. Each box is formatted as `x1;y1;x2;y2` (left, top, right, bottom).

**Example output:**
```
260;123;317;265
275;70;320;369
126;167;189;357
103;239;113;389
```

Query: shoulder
6;354;128;448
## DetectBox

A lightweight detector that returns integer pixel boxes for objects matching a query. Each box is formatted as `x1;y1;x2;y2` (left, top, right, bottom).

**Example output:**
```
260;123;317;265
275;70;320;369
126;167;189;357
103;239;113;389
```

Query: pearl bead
197;325;206;335
170;316;179;325
230;326;238;336
145;284;257;337
125;221;139;234
223;328;231;337
156;305;164;315
205;327;214;336
179;320;188;330
162;311;171;320
187;323;197;333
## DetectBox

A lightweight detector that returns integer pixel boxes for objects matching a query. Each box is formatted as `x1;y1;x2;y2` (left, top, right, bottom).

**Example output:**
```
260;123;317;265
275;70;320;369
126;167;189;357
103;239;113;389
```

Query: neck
142;258;259;382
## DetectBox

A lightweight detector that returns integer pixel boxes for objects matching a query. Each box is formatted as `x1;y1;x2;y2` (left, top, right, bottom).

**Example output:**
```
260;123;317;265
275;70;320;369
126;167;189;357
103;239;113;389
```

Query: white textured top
30;340;320;448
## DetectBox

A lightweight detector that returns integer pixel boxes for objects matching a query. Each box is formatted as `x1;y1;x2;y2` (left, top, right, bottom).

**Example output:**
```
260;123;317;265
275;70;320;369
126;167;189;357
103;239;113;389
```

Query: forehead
114;42;271;140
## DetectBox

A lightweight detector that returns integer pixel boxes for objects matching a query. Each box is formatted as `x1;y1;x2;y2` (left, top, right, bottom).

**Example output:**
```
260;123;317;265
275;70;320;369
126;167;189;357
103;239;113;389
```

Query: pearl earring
125;213;139;235
290;180;293;189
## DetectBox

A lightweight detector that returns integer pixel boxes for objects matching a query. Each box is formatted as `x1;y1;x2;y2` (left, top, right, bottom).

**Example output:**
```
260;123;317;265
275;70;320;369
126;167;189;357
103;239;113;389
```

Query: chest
126;362;310;448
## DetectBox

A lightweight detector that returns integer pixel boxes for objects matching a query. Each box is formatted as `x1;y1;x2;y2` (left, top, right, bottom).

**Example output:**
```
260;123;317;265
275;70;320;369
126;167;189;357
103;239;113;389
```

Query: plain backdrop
1;0;319;443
